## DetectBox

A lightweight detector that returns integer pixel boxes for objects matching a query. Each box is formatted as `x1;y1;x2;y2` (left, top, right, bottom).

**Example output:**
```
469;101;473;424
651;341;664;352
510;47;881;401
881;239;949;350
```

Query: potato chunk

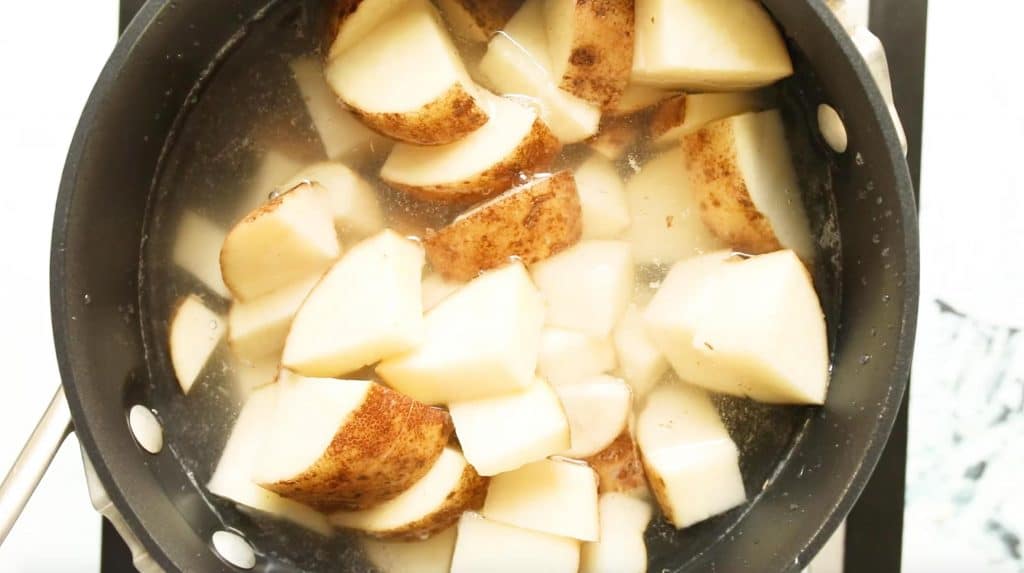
169;295;224;394
229;275;319;362
279;161;384;238
584;431;649;496
580;493;653;573
612;304;667;399
649;91;764;146
555;375;632;458
450;513;580;573
537;328;616;387
574;154;630;239
362;526;457;573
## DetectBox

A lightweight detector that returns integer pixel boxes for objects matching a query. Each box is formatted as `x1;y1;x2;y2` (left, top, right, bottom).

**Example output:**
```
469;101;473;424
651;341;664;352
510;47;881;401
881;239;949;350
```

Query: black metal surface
61;1;918;571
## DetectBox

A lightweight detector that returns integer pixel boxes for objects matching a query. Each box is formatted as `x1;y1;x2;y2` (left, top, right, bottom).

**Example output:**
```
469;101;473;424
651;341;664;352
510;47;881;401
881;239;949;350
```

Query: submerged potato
424;171;582;280
437;0;523;42
584;430;649;496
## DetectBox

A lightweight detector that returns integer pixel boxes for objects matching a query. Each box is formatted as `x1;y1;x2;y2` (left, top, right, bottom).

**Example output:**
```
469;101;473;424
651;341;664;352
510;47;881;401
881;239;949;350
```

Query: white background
0;1;1021;572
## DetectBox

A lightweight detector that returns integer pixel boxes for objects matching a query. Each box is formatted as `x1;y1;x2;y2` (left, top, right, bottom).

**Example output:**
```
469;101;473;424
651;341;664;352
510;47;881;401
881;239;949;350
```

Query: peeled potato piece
585;430;649;496
537;328;616;387
380;92;560;203
169;295;225;394
544;0;635;109
420;273;463;311
632;0;793;90
437;0;522;42
555;375;632;458
450;512;580;573
612;304;667;399
279;161;384;238
172;211;230;298
362;526;458;573
481;457;599;541
644;250;829;404
650;91;764;146
330;447;488;539
325;0;488;145
637;382;746;528
424;171;582;281
229;275;320;362
208;385;331;535
283;230;424;377
683;109;815;261
255;372;452;511
324;0;409;61
574;154;631;239
580;493;653;573
220;182;340;302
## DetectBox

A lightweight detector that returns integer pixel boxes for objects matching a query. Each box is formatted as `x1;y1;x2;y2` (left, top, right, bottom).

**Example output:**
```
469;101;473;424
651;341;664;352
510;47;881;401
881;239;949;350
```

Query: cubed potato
537;328;616;387
220;182;340;302
624;150;725;265
283;230;425;377
606;84;677;116
421;274;463;311
330;448;488;539
586;116;641;161
574;155;631;240
289;57;391;164
584;430;649;496
612;304;667;399
172;211;230;298
377;263;544;404
531;240;633;336
325;0;488;145
643;249;829;404
362;526;457;573
279;161;384;238
324;0;409;60
448;378;570;476
636;382;746;528
380;92;561;203
544;0;635;109
683;109;815;262
437;0;522;42
482;458;599;541
478;0;601;143
650;91;764;146
229;275;319;362
450;512;580;573
255;372;452;511
632;0;793;89
207;385;330;534
580;493;653;573
169;295;225;394
424;171;582;281
555;375;632;458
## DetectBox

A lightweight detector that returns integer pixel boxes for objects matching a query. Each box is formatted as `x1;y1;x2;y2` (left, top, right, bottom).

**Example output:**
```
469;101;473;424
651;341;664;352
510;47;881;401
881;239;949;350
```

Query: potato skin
350;84;489;146
648;94;688;141
556;0;635;110
587;115;641;161
682;120;783;255
584;430;648;496
383;118;562;204
261;384;453;512
369;464;490;540
424;170;582;280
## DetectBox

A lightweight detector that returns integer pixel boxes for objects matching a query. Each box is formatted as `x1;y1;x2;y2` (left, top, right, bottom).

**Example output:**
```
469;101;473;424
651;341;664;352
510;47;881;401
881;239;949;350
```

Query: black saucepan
10;0;919;570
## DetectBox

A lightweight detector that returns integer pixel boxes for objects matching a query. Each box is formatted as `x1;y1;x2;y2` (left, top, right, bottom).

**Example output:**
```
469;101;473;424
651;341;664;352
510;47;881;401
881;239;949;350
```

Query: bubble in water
859;354;871;365
268;189;281;200
881;247;891;257
855;152;864;165
209;320;219;331
875;196;883;205
871;233;880;244
882;294;891;303
83;293;92;305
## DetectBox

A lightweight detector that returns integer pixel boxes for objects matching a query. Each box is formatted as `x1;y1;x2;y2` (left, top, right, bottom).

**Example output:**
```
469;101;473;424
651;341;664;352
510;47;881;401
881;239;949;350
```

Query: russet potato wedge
330;447;488;539
423;171;582;281
437;0;522;42
169;295;225;394
580;493;653;573
324;0;409;61
325;0;488;145
683;109;815;261
255;372;452;512
220;181;340;302
450;512;580;573
380;92;560;203
584;430;649;496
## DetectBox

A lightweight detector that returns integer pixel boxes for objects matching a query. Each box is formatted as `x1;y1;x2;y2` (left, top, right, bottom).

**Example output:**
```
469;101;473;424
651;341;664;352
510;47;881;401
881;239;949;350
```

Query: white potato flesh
624;150;725;265
280;161;384;238
172;211;230;298
537;328;616;387
230;356;279;398
612;304;667;399
448;378;569;476
643;249;829;404
289;57;390;163
236;150;305;220
208;385;331;534
608;84;676;115
482;457;599;541
362;526;457;573
574;154;630;239
652;91;763;146
450;512;580;573
478;0;600;143
220;182;340;301
326;0;479;116
632;0;793;89
283;230;424;377
555;375;632;458
169;295;225;394
327;0;410;60
377;263;543;404
380;93;539;189
531;240;633;337
229;275;319;361
420;274;463;311
636;382;746;528
580;493;653;573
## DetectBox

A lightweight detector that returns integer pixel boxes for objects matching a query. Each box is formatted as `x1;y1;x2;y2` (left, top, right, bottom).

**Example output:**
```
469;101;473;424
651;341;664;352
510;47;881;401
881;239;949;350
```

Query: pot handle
0;385;73;545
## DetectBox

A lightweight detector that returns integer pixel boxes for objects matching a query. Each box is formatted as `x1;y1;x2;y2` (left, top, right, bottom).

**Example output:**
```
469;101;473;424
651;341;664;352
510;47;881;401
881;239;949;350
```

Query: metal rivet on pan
212;530;256;570
817;103;849;153
128;405;163;454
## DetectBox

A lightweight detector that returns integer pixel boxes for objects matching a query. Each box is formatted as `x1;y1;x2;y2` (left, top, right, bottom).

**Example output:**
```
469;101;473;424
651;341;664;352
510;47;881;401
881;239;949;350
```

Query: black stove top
101;1;927;571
